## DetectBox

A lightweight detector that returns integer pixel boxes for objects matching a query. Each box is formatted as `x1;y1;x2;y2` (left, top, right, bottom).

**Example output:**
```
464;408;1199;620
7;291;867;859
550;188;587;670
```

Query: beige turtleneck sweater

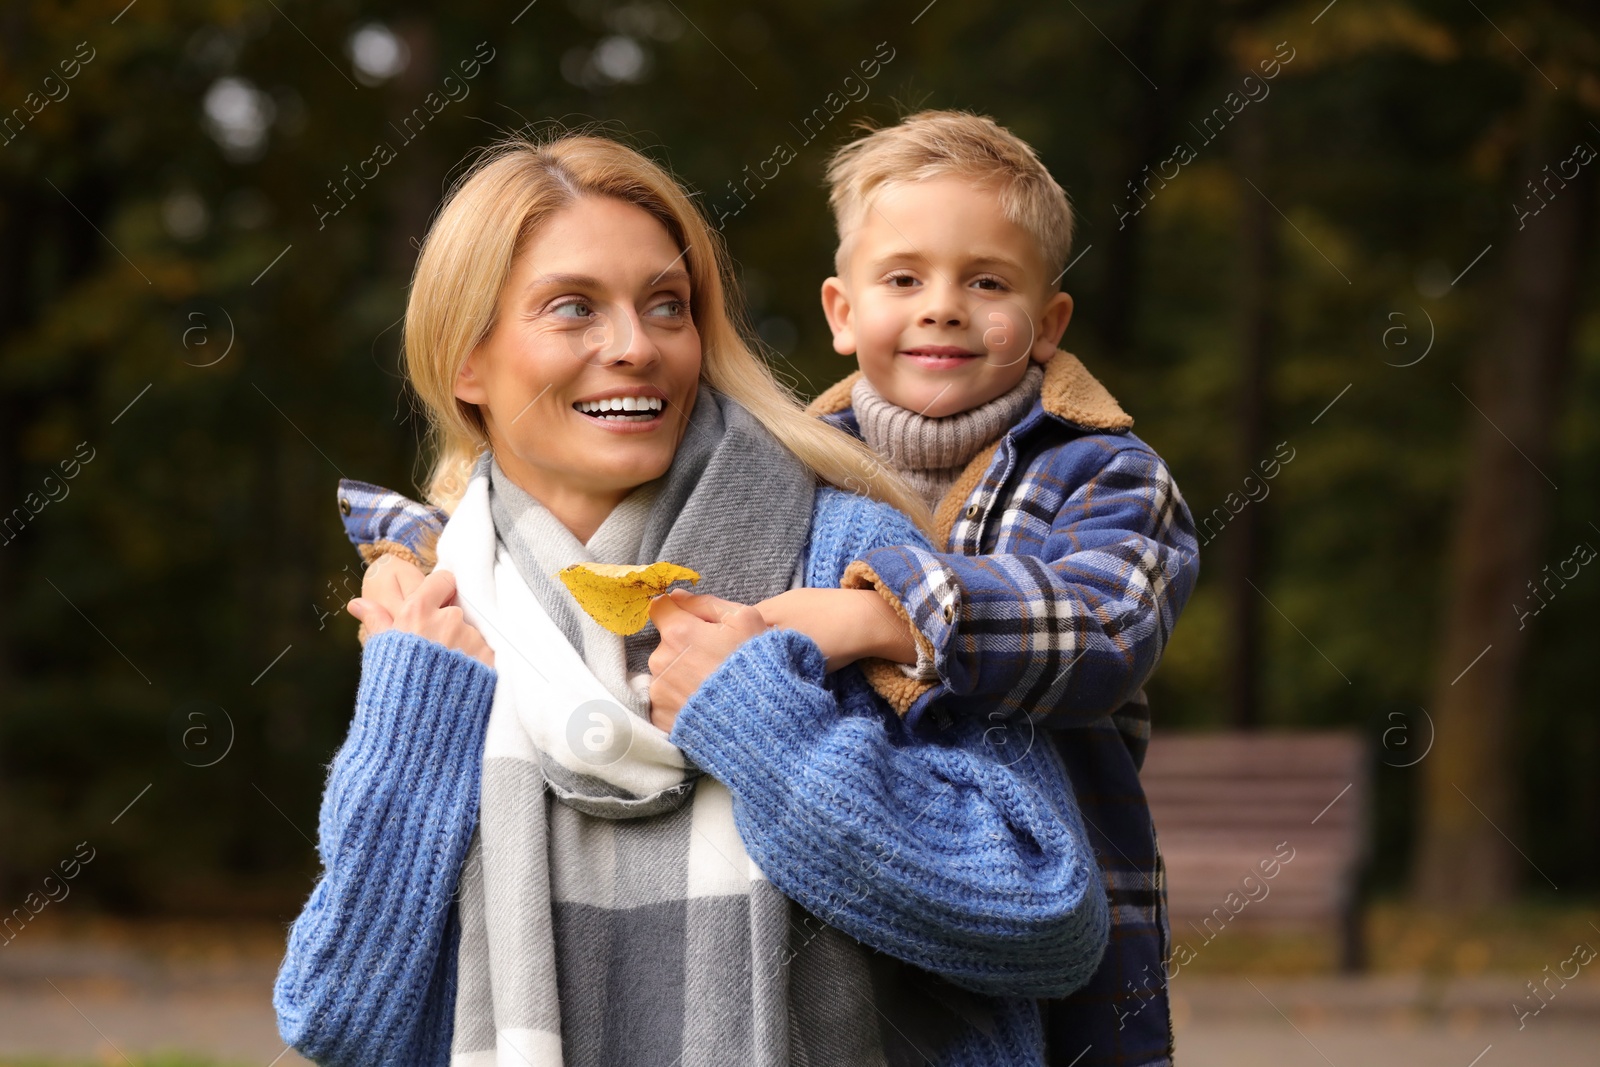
851;363;1045;512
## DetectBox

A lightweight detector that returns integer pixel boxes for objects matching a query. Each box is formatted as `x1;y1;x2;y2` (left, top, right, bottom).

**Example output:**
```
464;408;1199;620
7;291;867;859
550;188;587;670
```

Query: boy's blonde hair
403;131;932;531
825;109;1073;282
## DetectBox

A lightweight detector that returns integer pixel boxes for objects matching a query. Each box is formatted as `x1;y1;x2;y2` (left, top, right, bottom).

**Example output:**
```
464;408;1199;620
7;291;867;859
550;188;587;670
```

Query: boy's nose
919;286;968;327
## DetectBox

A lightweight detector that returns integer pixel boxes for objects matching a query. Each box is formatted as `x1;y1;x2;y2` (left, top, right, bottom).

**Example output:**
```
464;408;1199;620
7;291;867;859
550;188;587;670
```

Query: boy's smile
821;177;1073;418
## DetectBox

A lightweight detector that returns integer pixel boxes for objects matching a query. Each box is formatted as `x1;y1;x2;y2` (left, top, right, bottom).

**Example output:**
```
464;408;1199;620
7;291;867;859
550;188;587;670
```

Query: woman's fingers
647;590;767;726
394;556;425;598
409;568;460;614
433;601;492;667
648;589;695;631
665;587;749;625
456;625;495;668
348;597;395;635
349;557;495;668
648;594;705;675
649;674;685;732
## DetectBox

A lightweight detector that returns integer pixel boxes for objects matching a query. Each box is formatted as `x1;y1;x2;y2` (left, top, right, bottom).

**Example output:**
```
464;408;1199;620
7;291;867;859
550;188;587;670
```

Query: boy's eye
884;272;918;288
973;276;1009;292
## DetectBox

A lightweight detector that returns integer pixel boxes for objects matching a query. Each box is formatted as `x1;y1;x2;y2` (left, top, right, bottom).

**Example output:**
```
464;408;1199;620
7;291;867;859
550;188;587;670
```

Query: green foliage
0;0;1596;915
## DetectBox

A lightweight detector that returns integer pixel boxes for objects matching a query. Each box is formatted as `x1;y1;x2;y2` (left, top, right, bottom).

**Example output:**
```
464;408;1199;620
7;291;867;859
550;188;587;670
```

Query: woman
273;132;1108;1067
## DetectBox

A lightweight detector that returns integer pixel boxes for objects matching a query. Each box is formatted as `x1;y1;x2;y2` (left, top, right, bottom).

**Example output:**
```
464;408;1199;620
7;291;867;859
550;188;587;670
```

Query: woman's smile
572;385;670;428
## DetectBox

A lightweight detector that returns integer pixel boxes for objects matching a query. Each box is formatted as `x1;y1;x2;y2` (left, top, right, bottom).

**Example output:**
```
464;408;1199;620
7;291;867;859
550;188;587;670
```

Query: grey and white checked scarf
436;387;909;1065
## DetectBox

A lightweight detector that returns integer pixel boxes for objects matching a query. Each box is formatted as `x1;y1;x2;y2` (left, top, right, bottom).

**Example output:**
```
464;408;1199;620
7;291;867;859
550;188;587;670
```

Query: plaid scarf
437;388;907;1064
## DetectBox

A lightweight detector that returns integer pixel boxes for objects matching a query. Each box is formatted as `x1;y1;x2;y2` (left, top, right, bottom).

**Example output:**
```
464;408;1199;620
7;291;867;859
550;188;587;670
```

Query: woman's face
455;196;701;524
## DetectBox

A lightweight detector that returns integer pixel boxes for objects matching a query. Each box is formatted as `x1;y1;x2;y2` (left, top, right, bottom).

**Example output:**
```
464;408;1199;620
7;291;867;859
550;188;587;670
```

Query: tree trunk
1413;93;1597;907
386;19;441;273
1096;0;1230;358
1227;105;1275;729
1095;0;1174;359
0;185;25;901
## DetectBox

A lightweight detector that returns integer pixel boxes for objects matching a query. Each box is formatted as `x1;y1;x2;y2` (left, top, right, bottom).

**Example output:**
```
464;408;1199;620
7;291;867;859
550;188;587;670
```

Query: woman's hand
647;588;764;733
348;555;494;668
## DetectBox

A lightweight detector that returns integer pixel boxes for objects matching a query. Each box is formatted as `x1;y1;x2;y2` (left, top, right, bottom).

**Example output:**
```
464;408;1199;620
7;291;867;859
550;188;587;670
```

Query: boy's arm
754;586;922;672
845;444;1200;725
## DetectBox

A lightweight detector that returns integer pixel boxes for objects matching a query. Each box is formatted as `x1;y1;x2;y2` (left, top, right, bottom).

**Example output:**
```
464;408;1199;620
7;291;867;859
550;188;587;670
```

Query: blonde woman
273;133;1108;1067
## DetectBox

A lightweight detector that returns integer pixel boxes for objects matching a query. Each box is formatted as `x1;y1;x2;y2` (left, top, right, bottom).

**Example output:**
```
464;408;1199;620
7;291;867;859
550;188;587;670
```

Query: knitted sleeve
844;441;1200;725
669;490;1109;998
273;630;495;1067
671;628;1108;998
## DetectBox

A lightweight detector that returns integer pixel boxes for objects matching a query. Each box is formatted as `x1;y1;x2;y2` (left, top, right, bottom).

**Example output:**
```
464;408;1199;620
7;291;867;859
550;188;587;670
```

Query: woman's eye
551;300;595;319
648;298;688;318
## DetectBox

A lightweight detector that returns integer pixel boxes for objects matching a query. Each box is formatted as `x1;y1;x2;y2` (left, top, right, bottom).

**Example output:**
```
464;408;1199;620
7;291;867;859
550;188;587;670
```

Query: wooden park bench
1141;731;1371;970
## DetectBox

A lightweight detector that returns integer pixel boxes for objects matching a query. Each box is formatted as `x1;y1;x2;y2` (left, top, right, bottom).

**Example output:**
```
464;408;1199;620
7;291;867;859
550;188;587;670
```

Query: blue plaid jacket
809;352;1200;1067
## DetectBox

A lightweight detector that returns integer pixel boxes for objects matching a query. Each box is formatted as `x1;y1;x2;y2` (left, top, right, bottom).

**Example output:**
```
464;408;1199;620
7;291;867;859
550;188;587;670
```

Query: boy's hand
348;557;494;669
755;588;918;672
349;554;425;648
647;589;765;733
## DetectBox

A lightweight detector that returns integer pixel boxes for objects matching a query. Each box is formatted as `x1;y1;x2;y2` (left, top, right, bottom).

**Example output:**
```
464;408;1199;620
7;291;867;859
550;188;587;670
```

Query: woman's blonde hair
403;130;932;532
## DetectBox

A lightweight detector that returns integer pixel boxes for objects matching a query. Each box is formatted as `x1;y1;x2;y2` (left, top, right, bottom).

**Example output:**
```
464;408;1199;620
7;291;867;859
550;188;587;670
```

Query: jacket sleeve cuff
841;556;947;714
356;538;435;573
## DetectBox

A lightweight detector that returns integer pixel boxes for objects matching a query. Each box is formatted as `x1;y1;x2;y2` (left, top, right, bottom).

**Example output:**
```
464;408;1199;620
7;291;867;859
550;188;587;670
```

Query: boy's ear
453;349;489;405
820;277;858;356
1031;291;1074;364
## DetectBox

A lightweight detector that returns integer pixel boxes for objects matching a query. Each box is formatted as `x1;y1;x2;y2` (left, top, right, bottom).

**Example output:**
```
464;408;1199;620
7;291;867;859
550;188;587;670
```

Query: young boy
758;110;1200;1067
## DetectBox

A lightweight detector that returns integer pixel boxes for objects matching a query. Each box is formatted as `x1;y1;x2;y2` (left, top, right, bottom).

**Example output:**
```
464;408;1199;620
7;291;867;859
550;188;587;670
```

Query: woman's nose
593;308;661;369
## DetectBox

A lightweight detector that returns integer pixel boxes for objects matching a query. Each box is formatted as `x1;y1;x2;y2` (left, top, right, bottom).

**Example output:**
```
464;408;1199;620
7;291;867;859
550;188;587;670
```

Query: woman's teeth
575;396;665;420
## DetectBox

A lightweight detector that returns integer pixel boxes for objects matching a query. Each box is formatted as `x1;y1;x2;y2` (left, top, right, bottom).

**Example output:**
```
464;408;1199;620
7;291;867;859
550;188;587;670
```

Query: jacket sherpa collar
805;349;1133;437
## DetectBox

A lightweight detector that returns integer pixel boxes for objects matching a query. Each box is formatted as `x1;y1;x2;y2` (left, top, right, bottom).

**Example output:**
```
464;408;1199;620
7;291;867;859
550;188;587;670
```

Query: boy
756;110;1200;1067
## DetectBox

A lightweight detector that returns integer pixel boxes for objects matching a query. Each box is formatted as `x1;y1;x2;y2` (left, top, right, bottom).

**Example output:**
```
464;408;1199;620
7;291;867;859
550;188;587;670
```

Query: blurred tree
1415;84;1598;906
1228;100;1276;730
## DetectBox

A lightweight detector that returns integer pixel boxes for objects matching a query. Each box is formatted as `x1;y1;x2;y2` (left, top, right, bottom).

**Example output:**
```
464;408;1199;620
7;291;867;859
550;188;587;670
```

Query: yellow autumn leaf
557;561;701;635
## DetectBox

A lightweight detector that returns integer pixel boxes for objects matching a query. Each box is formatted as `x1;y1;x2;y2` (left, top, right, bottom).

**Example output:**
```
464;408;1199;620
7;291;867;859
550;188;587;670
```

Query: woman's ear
1031;291;1074;364
820;277;858;357
453;350;489;405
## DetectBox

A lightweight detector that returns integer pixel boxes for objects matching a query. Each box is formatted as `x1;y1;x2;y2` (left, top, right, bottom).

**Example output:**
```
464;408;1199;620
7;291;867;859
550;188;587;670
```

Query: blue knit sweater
274;487;1109;1065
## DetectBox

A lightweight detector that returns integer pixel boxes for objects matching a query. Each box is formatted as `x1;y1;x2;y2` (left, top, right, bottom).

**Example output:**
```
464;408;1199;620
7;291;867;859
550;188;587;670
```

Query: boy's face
821;177;1073;419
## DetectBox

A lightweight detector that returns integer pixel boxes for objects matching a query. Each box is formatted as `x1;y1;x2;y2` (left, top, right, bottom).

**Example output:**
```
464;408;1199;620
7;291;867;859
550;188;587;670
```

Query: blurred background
1;0;1596;1063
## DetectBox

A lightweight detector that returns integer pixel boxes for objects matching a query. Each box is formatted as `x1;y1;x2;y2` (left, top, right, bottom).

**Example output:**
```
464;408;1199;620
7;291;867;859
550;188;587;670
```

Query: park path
2;924;1597;1065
